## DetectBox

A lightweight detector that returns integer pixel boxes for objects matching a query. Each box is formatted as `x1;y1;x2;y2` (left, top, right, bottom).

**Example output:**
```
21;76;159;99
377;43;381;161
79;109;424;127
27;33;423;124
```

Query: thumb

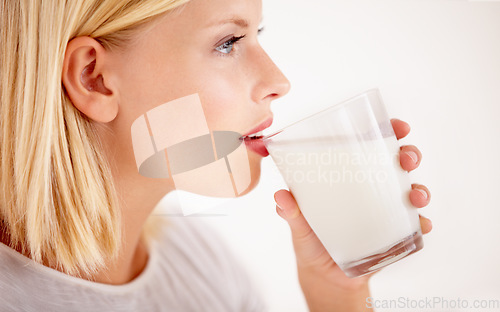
274;189;313;242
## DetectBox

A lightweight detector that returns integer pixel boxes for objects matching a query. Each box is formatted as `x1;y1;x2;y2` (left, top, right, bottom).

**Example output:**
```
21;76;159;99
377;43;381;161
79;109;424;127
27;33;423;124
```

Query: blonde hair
0;0;190;278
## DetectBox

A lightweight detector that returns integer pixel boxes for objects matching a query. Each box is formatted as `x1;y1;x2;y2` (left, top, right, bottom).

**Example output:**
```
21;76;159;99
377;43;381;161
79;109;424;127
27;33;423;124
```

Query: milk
268;135;421;265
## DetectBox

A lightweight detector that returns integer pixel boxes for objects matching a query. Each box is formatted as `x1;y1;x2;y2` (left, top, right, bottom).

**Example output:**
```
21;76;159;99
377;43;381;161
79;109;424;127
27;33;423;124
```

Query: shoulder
151;216;244;276
150;216;269;312
0;242;56;310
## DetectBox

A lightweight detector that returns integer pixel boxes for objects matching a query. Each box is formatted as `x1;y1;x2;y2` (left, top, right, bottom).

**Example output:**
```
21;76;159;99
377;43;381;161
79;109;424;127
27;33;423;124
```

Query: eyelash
215;27;265;56
215;35;246;55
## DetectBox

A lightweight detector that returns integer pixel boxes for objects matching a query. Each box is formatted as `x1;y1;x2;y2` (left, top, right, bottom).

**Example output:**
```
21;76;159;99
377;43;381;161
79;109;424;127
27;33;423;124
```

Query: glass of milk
263;88;423;278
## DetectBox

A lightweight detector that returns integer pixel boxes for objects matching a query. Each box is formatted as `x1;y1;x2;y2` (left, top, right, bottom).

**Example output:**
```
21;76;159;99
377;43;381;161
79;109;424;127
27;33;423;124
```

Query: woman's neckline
0;231;159;294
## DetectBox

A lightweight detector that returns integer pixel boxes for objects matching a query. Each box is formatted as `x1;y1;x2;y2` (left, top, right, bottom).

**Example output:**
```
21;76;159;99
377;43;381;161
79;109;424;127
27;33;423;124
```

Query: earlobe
62;36;118;123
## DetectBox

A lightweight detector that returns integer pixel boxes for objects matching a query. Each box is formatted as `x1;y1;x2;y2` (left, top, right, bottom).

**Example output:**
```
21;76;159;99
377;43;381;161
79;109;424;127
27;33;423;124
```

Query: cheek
197;74;249;132
115;45;205;120
112;55;264;197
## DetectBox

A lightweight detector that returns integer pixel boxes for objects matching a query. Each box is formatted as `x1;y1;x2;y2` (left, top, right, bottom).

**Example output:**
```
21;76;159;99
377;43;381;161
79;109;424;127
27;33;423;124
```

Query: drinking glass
263;89;423;278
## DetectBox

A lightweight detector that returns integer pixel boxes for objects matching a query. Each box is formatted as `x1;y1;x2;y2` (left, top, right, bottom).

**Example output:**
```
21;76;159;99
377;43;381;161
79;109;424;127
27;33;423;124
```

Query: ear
62;36;119;123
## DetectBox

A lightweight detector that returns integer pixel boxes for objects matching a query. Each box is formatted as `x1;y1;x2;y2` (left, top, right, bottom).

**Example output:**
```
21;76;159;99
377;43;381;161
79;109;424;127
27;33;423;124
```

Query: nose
252;48;291;104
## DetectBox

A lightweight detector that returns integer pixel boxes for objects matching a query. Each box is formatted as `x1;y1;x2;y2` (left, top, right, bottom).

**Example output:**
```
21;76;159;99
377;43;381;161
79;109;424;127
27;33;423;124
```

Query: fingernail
276;203;288;218
416;188;428;200
405;151;418;164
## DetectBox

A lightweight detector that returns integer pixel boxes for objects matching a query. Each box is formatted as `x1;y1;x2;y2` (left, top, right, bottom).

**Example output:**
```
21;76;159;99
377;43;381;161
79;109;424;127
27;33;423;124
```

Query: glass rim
262;88;381;142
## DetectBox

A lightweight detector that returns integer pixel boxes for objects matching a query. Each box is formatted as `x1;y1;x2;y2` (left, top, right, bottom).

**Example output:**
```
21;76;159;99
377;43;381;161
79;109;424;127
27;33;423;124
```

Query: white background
162;0;500;311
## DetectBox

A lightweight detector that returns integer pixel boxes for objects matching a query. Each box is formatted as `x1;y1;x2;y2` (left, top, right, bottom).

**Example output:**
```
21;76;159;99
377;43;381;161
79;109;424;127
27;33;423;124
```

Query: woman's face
101;0;290;198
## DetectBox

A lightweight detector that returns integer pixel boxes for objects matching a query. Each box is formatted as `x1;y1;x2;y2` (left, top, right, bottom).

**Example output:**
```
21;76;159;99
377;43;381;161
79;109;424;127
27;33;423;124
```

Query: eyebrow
208;16;264;29
208;17;248;29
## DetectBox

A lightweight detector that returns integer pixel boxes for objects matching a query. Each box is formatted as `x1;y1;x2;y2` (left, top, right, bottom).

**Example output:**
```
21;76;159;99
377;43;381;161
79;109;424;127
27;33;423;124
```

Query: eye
215;35;246;55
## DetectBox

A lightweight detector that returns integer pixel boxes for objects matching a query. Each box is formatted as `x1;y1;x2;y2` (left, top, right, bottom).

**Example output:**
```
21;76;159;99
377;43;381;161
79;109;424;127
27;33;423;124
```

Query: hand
274;119;432;311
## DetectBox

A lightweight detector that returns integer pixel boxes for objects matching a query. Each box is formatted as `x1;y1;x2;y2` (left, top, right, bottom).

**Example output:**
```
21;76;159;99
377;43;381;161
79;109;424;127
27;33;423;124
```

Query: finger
274;190;314;241
409;184;431;208
419;215;433;234
399;145;422;172
391;118;411;140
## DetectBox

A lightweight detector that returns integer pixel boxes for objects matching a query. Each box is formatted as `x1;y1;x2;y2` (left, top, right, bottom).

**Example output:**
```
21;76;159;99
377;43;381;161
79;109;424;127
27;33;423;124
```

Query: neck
91;229;149;285
83;175;169;285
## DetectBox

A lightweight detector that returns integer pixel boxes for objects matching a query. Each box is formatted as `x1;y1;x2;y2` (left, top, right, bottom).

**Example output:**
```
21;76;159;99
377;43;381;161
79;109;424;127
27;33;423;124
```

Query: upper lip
240;116;274;138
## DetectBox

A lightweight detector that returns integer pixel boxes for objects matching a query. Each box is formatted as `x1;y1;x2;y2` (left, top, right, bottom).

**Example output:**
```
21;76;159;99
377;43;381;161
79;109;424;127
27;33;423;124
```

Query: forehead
168;0;263;29
119;0;263;55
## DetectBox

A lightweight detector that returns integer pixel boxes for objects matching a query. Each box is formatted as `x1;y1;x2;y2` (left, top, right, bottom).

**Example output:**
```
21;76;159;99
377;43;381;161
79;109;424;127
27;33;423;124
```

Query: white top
0;216;267;312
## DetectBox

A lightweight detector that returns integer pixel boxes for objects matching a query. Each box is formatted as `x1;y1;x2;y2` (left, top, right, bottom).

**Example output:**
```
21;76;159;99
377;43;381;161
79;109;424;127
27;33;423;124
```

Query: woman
0;0;432;311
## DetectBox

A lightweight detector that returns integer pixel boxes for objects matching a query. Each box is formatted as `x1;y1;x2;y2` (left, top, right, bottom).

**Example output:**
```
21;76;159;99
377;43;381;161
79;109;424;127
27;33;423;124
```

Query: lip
243;139;269;157
239;116;273;157
240;116;274;138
